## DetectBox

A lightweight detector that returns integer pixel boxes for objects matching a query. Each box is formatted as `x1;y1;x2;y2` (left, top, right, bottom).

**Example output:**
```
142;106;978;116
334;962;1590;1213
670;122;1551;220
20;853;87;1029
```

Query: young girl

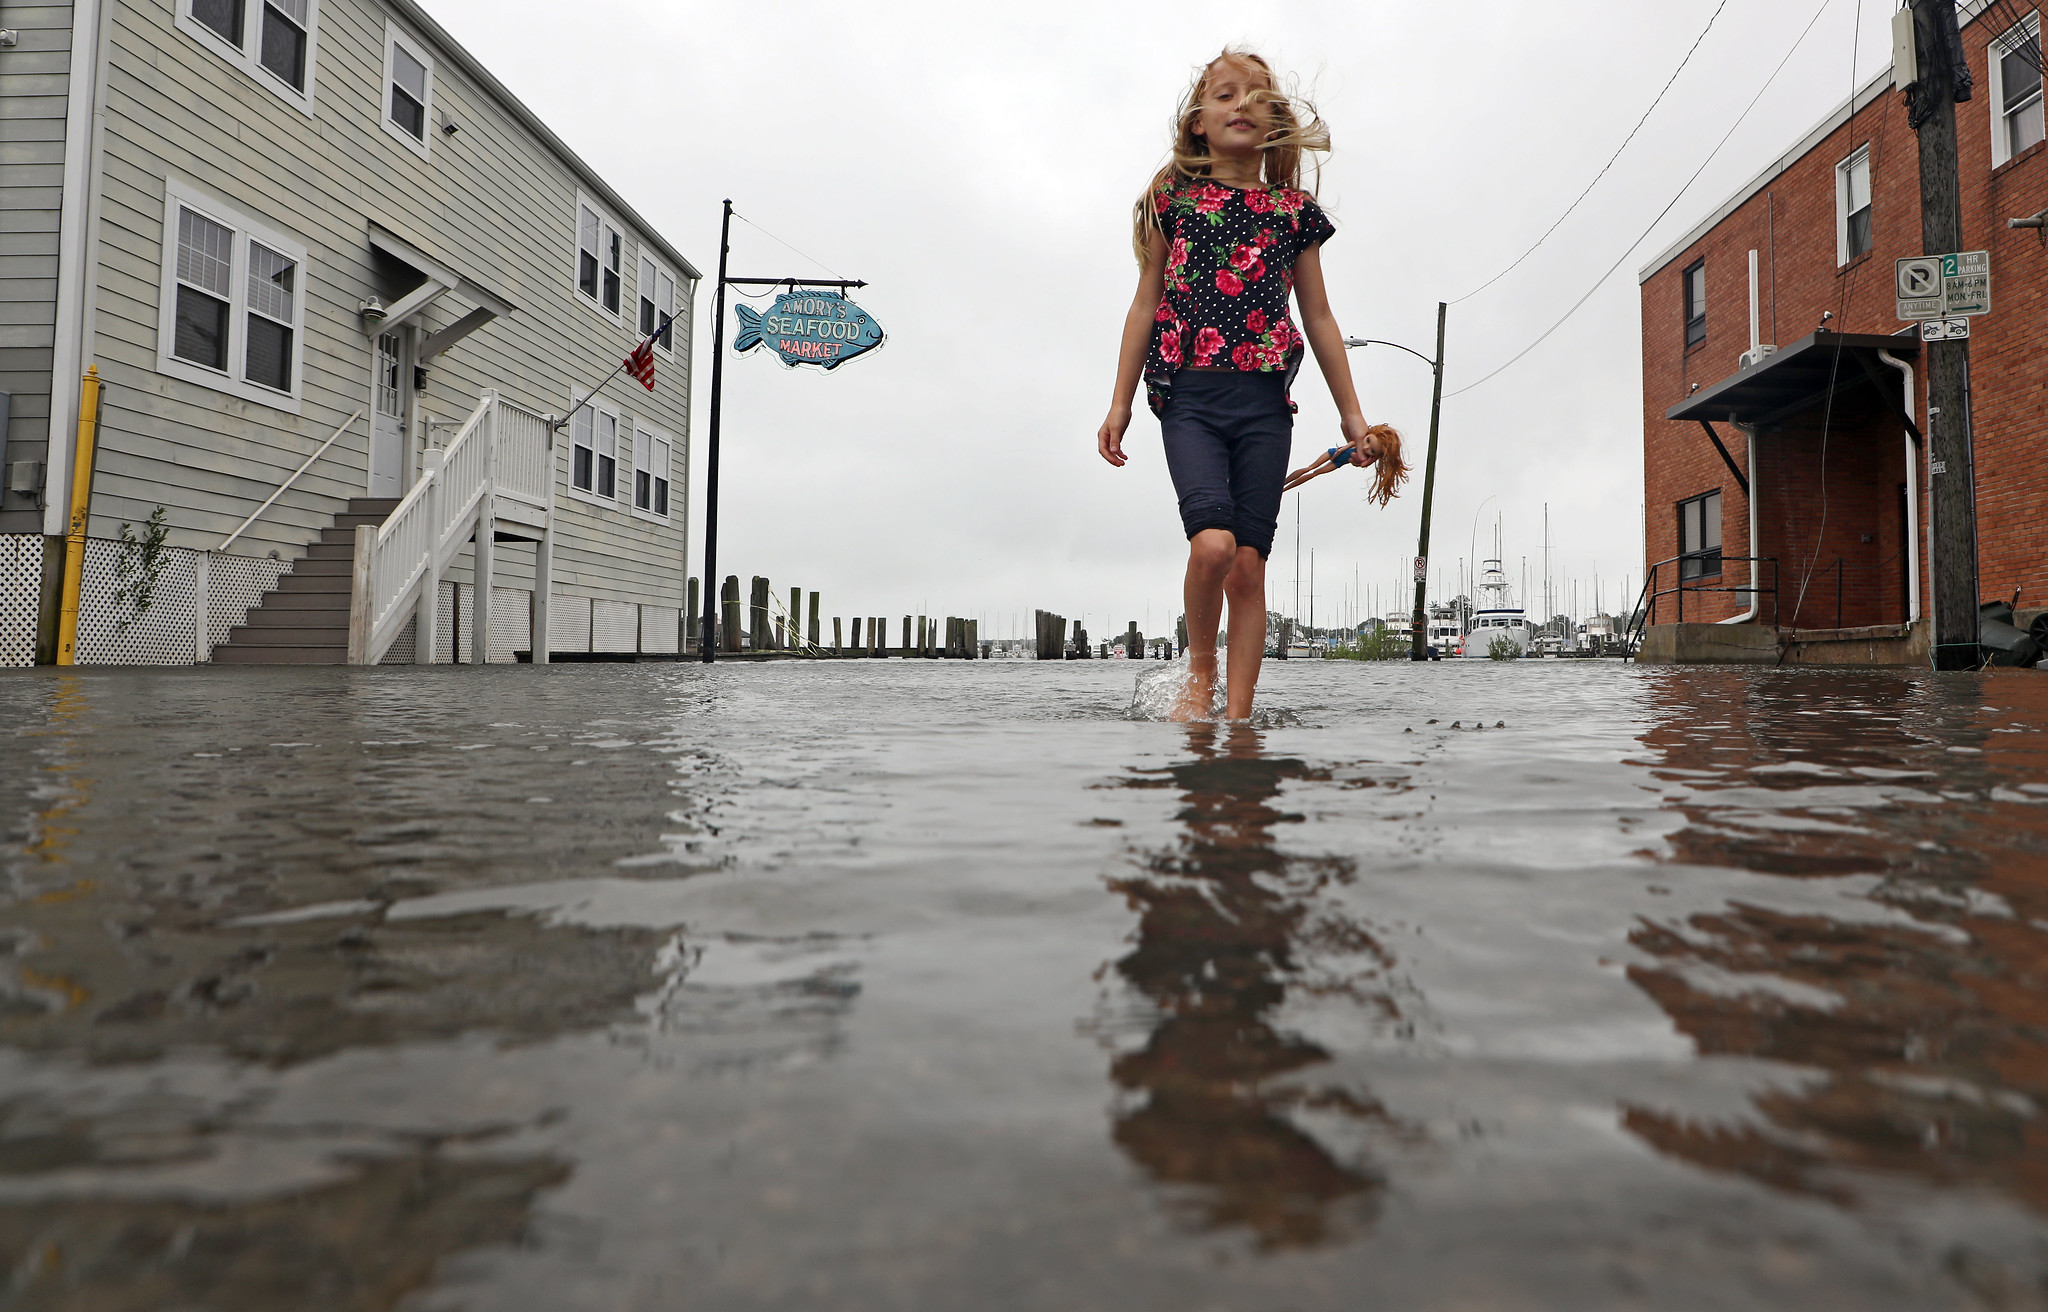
1097;48;1406;721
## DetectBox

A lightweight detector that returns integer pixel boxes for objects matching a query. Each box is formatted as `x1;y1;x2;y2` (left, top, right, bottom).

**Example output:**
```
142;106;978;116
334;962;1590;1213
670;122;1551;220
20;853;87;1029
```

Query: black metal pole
1411;301;1447;661
699;200;732;662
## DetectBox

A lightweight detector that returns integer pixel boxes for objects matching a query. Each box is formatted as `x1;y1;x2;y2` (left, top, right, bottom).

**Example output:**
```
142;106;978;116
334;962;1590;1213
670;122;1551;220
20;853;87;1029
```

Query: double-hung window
157;180;308;412
569;396;619;501
1992;14;2044;167
638;256;678;352
1682;260;1706;349
577;199;622;317
382;24;435;158
1679;491;1723;581
1836;146;1872;264
634;423;673;520
177;0;319;109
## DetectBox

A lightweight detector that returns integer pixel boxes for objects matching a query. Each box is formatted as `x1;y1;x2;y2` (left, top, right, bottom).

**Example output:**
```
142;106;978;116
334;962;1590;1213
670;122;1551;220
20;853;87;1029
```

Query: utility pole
1407;304;1447;660
698;201;733;663
1907;0;1981;669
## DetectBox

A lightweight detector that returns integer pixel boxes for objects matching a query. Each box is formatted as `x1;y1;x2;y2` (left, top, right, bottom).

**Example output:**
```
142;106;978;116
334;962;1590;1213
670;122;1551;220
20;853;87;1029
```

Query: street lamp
1344;301;1447;661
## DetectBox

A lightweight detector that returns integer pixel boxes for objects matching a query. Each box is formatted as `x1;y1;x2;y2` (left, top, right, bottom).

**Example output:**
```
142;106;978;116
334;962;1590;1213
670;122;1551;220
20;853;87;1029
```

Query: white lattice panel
593;599;637;652
491;587;528;662
640;605;680;653
456;582;476;663
76;540;199;665
434;582;457;663
204;552;288;650
381;615;416;664
0;535;42;667
550;594;591;653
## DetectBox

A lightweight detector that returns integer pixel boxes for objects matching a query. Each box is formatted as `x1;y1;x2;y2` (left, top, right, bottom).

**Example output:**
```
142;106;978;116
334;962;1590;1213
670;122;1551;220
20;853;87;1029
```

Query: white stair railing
347;391;553;665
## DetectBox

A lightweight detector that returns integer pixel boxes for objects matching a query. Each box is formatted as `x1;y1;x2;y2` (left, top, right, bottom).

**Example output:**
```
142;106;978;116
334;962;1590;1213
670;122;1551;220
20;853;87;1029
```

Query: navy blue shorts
1158;370;1293;558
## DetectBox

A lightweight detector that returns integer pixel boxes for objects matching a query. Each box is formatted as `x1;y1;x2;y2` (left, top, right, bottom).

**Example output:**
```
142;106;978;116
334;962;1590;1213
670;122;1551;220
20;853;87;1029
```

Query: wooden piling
833;616;843;653
721;576;741;652
1125;621;1140;659
789;587;801;649
749;577;770;651
808;592;820;647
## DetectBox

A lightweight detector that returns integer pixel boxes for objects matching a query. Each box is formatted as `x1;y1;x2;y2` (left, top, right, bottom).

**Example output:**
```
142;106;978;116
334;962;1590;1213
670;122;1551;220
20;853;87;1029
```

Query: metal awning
367;221;520;359
1665;331;1919;429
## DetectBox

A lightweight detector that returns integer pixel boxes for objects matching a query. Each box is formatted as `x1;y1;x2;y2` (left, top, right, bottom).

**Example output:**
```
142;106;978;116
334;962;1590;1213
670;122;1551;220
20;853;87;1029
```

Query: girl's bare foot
1172;654;1218;721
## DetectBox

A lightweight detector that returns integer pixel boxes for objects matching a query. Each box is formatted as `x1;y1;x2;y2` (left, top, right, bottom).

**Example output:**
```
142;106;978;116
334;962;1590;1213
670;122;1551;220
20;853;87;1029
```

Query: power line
1451;0;1732;305
732;210;850;282
1444;0;1840;400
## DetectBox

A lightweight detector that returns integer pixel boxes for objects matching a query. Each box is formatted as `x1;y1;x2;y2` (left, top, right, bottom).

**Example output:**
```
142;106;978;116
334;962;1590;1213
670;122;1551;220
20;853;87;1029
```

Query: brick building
1638;2;2045;657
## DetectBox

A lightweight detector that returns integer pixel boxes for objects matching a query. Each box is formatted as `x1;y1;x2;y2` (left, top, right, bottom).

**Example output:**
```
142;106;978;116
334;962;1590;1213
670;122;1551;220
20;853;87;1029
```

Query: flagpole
699;199;733;662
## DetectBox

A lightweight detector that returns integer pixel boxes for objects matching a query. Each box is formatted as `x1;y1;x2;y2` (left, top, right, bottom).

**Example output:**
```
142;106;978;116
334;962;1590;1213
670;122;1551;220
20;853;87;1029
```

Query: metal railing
1624;555;1779;655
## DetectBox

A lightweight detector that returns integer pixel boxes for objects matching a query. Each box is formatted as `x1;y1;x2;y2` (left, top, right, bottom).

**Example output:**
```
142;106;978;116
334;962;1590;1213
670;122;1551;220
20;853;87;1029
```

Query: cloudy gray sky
431;0;1896;641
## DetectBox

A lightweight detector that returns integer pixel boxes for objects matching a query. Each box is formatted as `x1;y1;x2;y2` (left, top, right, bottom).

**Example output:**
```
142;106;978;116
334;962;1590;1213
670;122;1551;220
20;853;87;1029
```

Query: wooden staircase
212;498;398;664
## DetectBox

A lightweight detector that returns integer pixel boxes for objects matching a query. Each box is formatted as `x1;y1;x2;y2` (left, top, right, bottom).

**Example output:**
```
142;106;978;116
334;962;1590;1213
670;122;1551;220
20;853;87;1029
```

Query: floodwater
4;659;2048;1310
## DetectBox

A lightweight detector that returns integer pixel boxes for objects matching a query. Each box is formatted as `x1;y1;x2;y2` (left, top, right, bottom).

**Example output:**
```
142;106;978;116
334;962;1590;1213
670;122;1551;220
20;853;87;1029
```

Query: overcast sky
431;0;1897;639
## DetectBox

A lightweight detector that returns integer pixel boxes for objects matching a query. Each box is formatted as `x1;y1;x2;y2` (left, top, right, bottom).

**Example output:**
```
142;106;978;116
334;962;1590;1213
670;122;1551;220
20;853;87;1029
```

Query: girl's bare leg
1222;546;1267;719
1174;528;1236;720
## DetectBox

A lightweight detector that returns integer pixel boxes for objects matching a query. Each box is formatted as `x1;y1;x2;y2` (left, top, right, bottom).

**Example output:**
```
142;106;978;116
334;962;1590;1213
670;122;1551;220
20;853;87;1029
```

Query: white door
369;331;405;497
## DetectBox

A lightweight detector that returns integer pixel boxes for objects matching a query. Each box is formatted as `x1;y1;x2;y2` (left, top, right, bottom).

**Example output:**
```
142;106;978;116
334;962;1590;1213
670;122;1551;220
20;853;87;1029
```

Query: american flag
625;338;656;391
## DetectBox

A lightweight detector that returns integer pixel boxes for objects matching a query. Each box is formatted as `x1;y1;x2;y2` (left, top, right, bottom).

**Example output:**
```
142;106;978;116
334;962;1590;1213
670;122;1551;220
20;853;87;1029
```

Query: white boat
1460;556;1531;659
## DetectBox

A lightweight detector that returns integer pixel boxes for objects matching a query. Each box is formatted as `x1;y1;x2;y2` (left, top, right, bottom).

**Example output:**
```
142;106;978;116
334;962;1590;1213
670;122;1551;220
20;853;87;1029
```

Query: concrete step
273;574;352;594
241;606;347;628
213;644;349;665
246;591;349;613
284;557;353;577
225;624;347;647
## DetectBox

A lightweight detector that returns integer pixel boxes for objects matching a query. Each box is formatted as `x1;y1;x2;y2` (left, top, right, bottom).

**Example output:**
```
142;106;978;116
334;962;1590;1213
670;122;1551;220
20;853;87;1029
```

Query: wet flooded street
7;659;2048;1310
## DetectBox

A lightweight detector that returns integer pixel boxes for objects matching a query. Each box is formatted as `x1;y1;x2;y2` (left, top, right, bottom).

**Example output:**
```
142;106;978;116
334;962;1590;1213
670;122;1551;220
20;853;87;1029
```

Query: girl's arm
1097;229;1169;468
1292;244;1379;458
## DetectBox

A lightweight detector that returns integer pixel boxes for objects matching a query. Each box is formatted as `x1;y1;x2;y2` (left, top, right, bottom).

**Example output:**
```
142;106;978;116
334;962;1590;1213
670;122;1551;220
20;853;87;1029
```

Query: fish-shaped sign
733;290;885;371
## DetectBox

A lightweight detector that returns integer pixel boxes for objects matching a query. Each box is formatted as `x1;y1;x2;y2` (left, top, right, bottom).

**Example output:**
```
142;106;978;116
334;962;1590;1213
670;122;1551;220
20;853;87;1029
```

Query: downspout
1718;423;1761;624
1878;350;1922;625
43;0;108;538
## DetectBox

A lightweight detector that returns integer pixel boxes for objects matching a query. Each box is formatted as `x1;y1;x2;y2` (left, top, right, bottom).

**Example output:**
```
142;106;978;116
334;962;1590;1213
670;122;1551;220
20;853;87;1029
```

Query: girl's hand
1098;407;1131;467
1341;416;1379;460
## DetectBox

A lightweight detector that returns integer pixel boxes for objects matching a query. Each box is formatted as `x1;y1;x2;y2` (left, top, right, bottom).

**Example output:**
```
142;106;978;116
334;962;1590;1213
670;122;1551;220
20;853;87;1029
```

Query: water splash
1127;656;1221;722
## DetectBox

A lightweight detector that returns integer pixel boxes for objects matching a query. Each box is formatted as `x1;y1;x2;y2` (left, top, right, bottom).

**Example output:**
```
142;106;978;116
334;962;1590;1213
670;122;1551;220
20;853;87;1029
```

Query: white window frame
1990;11;2044;169
637;253;680;356
632;420;675;523
381;21;435;160
564;390;622;508
1835;145;1872;266
575;193;624;321
155;178;308;414
174;0;321;115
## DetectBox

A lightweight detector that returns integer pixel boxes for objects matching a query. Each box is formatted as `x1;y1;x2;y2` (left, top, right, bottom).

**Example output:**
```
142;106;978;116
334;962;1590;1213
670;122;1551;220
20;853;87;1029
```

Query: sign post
696;200;874;662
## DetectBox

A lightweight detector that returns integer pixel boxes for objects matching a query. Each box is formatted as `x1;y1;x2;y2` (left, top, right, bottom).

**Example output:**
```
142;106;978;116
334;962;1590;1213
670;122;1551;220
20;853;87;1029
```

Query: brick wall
1642;10;2048;620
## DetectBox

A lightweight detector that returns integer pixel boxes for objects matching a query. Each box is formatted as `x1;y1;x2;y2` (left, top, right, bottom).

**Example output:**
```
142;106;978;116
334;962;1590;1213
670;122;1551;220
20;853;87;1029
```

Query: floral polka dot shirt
1144;174;1336;416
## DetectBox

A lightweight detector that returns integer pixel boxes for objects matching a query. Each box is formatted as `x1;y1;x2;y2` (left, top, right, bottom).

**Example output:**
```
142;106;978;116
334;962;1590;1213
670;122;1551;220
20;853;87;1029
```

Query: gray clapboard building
0;0;697;665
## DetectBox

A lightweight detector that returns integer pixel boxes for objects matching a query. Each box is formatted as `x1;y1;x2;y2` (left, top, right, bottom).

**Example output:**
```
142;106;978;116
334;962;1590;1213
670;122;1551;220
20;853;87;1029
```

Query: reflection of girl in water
1095;50;1406;723
1102;723;1413;1247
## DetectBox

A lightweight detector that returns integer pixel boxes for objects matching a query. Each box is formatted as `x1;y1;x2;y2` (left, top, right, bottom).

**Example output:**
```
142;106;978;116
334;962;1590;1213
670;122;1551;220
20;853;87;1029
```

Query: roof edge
385;0;704;284
1639;0;2003;286
1638;66;1896;285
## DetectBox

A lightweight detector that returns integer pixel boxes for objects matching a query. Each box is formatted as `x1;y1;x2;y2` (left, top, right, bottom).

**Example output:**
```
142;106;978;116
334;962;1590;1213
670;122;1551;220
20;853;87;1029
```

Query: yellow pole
55;366;102;666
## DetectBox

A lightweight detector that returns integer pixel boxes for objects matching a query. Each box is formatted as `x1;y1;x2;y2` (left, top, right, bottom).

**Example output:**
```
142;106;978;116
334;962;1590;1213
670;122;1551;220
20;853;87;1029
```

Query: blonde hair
1132;48;1331;262
1359;424;1409;507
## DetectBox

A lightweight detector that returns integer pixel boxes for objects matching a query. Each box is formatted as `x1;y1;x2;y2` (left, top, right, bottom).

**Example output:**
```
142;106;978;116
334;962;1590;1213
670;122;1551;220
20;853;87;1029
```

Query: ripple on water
3;662;2048;1308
